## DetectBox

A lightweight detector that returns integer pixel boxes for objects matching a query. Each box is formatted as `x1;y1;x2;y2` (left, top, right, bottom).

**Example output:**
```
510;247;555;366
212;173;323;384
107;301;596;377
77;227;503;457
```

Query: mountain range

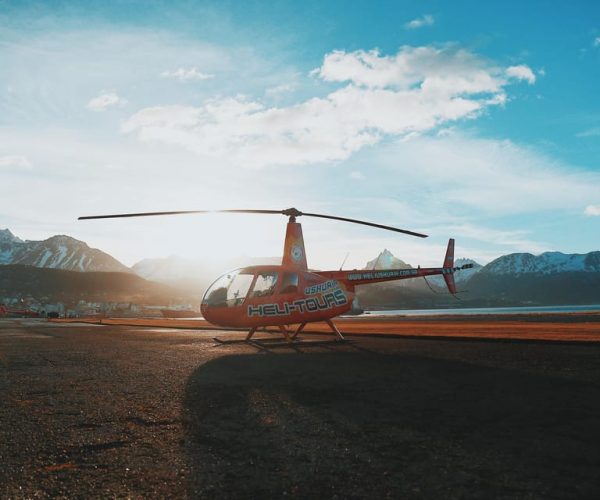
0;229;130;273
1;228;599;307
358;249;600;308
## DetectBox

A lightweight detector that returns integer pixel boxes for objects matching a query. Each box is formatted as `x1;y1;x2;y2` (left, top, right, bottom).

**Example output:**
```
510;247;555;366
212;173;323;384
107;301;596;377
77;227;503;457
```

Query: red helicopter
79;208;472;344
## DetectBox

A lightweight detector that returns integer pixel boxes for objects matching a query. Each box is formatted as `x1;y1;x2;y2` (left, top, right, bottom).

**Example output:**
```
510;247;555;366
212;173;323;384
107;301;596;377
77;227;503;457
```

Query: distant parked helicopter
79;208;472;343
0;303;40;318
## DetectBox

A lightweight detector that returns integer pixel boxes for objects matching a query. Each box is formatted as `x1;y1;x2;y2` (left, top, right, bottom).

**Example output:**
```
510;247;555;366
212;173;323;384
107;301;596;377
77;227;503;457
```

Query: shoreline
49;311;600;343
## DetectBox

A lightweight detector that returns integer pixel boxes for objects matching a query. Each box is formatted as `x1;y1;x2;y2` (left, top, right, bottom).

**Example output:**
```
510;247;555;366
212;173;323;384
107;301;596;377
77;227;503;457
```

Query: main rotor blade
218;208;427;238
78;210;209;220
302;212;428;238
216;209;285;215
78;207;428;238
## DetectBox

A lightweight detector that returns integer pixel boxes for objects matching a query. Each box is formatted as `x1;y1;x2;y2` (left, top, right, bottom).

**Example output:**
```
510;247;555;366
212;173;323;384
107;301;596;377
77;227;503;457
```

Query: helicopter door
279;272;299;294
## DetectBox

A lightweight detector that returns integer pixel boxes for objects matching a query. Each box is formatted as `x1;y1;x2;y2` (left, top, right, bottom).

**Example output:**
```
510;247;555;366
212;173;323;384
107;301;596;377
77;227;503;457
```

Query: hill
0;265;187;305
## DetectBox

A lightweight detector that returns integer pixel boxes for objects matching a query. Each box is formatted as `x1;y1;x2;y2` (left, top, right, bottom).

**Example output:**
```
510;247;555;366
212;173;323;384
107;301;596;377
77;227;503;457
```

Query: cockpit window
202;270;254;307
251;272;278;297
279;272;299;294
227;273;254;305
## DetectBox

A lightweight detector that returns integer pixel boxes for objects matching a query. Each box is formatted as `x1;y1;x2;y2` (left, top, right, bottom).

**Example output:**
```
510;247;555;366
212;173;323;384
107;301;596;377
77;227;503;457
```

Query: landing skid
213;320;347;346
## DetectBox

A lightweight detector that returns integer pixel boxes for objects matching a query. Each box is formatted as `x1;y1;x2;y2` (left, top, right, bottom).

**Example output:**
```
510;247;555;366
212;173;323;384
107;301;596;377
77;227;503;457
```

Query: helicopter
79;208;472;344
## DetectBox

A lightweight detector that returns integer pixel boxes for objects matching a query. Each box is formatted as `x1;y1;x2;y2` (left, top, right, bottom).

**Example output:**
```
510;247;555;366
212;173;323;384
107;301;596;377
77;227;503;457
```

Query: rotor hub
282;207;303;223
282;207;303;218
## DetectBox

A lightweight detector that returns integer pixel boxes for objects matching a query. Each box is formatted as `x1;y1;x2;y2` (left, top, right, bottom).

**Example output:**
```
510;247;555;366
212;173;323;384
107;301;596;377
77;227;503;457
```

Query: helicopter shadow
181;348;600;498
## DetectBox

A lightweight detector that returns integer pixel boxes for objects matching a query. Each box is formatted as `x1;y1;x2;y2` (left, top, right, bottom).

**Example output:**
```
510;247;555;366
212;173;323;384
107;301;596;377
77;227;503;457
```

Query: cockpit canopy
201;268;299;308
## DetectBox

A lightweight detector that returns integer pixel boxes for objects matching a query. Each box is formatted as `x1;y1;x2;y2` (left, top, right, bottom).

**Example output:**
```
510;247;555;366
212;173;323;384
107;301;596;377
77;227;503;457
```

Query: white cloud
316;47;509;91
506;65;536;84
86;92;127;111
442;224;548;253
585;205;600;216
371;132;600;216
404;14;434;30
265;83;296;98
160;67;214;82
123;46;534;168
0;154;31;168
350;171;365;180
594;37;600;47
577;127;600;138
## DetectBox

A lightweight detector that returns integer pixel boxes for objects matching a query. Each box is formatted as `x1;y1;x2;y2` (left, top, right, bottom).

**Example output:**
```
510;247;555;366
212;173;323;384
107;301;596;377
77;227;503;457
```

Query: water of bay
360;304;600;317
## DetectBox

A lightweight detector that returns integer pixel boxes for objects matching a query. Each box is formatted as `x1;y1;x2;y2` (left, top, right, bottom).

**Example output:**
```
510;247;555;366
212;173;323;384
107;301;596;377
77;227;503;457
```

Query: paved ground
1;318;600;498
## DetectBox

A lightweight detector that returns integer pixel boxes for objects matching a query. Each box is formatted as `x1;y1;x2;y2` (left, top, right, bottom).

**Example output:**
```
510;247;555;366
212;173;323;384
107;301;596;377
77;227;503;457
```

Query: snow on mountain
0;229;130;272
364;249;481;278
132;255;280;287
413;257;482;289
0;228;22;244
483;251;600;275
0;229;23;264
365;249;411;270
132;255;200;282
453;258;483;283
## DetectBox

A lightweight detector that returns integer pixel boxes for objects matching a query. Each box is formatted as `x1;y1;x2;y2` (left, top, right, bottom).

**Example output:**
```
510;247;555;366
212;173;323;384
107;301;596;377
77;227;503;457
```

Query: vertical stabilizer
442;238;457;294
282;221;308;269
443;238;455;268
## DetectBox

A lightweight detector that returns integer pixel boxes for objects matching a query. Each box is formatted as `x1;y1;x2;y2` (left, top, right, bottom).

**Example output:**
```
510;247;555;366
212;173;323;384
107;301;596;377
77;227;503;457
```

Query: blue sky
1;0;599;268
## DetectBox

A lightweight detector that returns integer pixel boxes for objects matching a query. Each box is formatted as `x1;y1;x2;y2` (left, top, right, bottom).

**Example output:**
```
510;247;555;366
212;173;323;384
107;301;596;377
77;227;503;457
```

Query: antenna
339;252;350;271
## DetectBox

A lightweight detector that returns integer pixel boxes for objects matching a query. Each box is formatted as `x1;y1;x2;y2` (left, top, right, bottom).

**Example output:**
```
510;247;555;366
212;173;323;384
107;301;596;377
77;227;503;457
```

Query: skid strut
214;319;347;345
325;319;345;341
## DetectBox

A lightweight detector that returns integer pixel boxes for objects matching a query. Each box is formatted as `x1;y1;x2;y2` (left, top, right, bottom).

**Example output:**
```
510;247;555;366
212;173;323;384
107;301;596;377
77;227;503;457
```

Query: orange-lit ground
52;312;600;342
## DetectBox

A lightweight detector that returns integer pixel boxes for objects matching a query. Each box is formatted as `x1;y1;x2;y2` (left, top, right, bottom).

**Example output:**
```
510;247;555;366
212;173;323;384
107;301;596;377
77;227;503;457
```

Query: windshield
202;270;255;307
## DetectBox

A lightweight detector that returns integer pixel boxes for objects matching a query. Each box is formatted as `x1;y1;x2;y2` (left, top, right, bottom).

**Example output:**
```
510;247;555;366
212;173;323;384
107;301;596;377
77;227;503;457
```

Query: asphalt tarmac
1;318;600;499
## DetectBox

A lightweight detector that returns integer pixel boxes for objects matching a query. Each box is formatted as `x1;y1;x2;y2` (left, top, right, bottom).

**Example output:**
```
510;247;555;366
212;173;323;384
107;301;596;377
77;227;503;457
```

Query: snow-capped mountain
0;229;24;263
467;251;600;306
0;229;130;273
426;257;483;288
453;258;483;282
132;255;199;283
362;249;482;288
482;251;600;275
365;249;412;270
358;248;600;308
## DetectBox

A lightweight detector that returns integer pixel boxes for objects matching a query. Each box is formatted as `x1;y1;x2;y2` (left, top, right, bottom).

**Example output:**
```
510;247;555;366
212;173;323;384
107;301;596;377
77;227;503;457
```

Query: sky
1;0;599;270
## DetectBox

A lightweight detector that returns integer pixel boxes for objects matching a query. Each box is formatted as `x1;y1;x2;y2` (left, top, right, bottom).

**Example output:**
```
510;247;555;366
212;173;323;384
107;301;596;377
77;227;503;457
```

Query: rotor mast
281;214;308;270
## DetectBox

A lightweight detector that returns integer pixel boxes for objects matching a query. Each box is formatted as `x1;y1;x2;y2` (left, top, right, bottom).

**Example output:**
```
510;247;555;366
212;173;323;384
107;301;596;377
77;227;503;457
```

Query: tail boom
320;239;472;293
